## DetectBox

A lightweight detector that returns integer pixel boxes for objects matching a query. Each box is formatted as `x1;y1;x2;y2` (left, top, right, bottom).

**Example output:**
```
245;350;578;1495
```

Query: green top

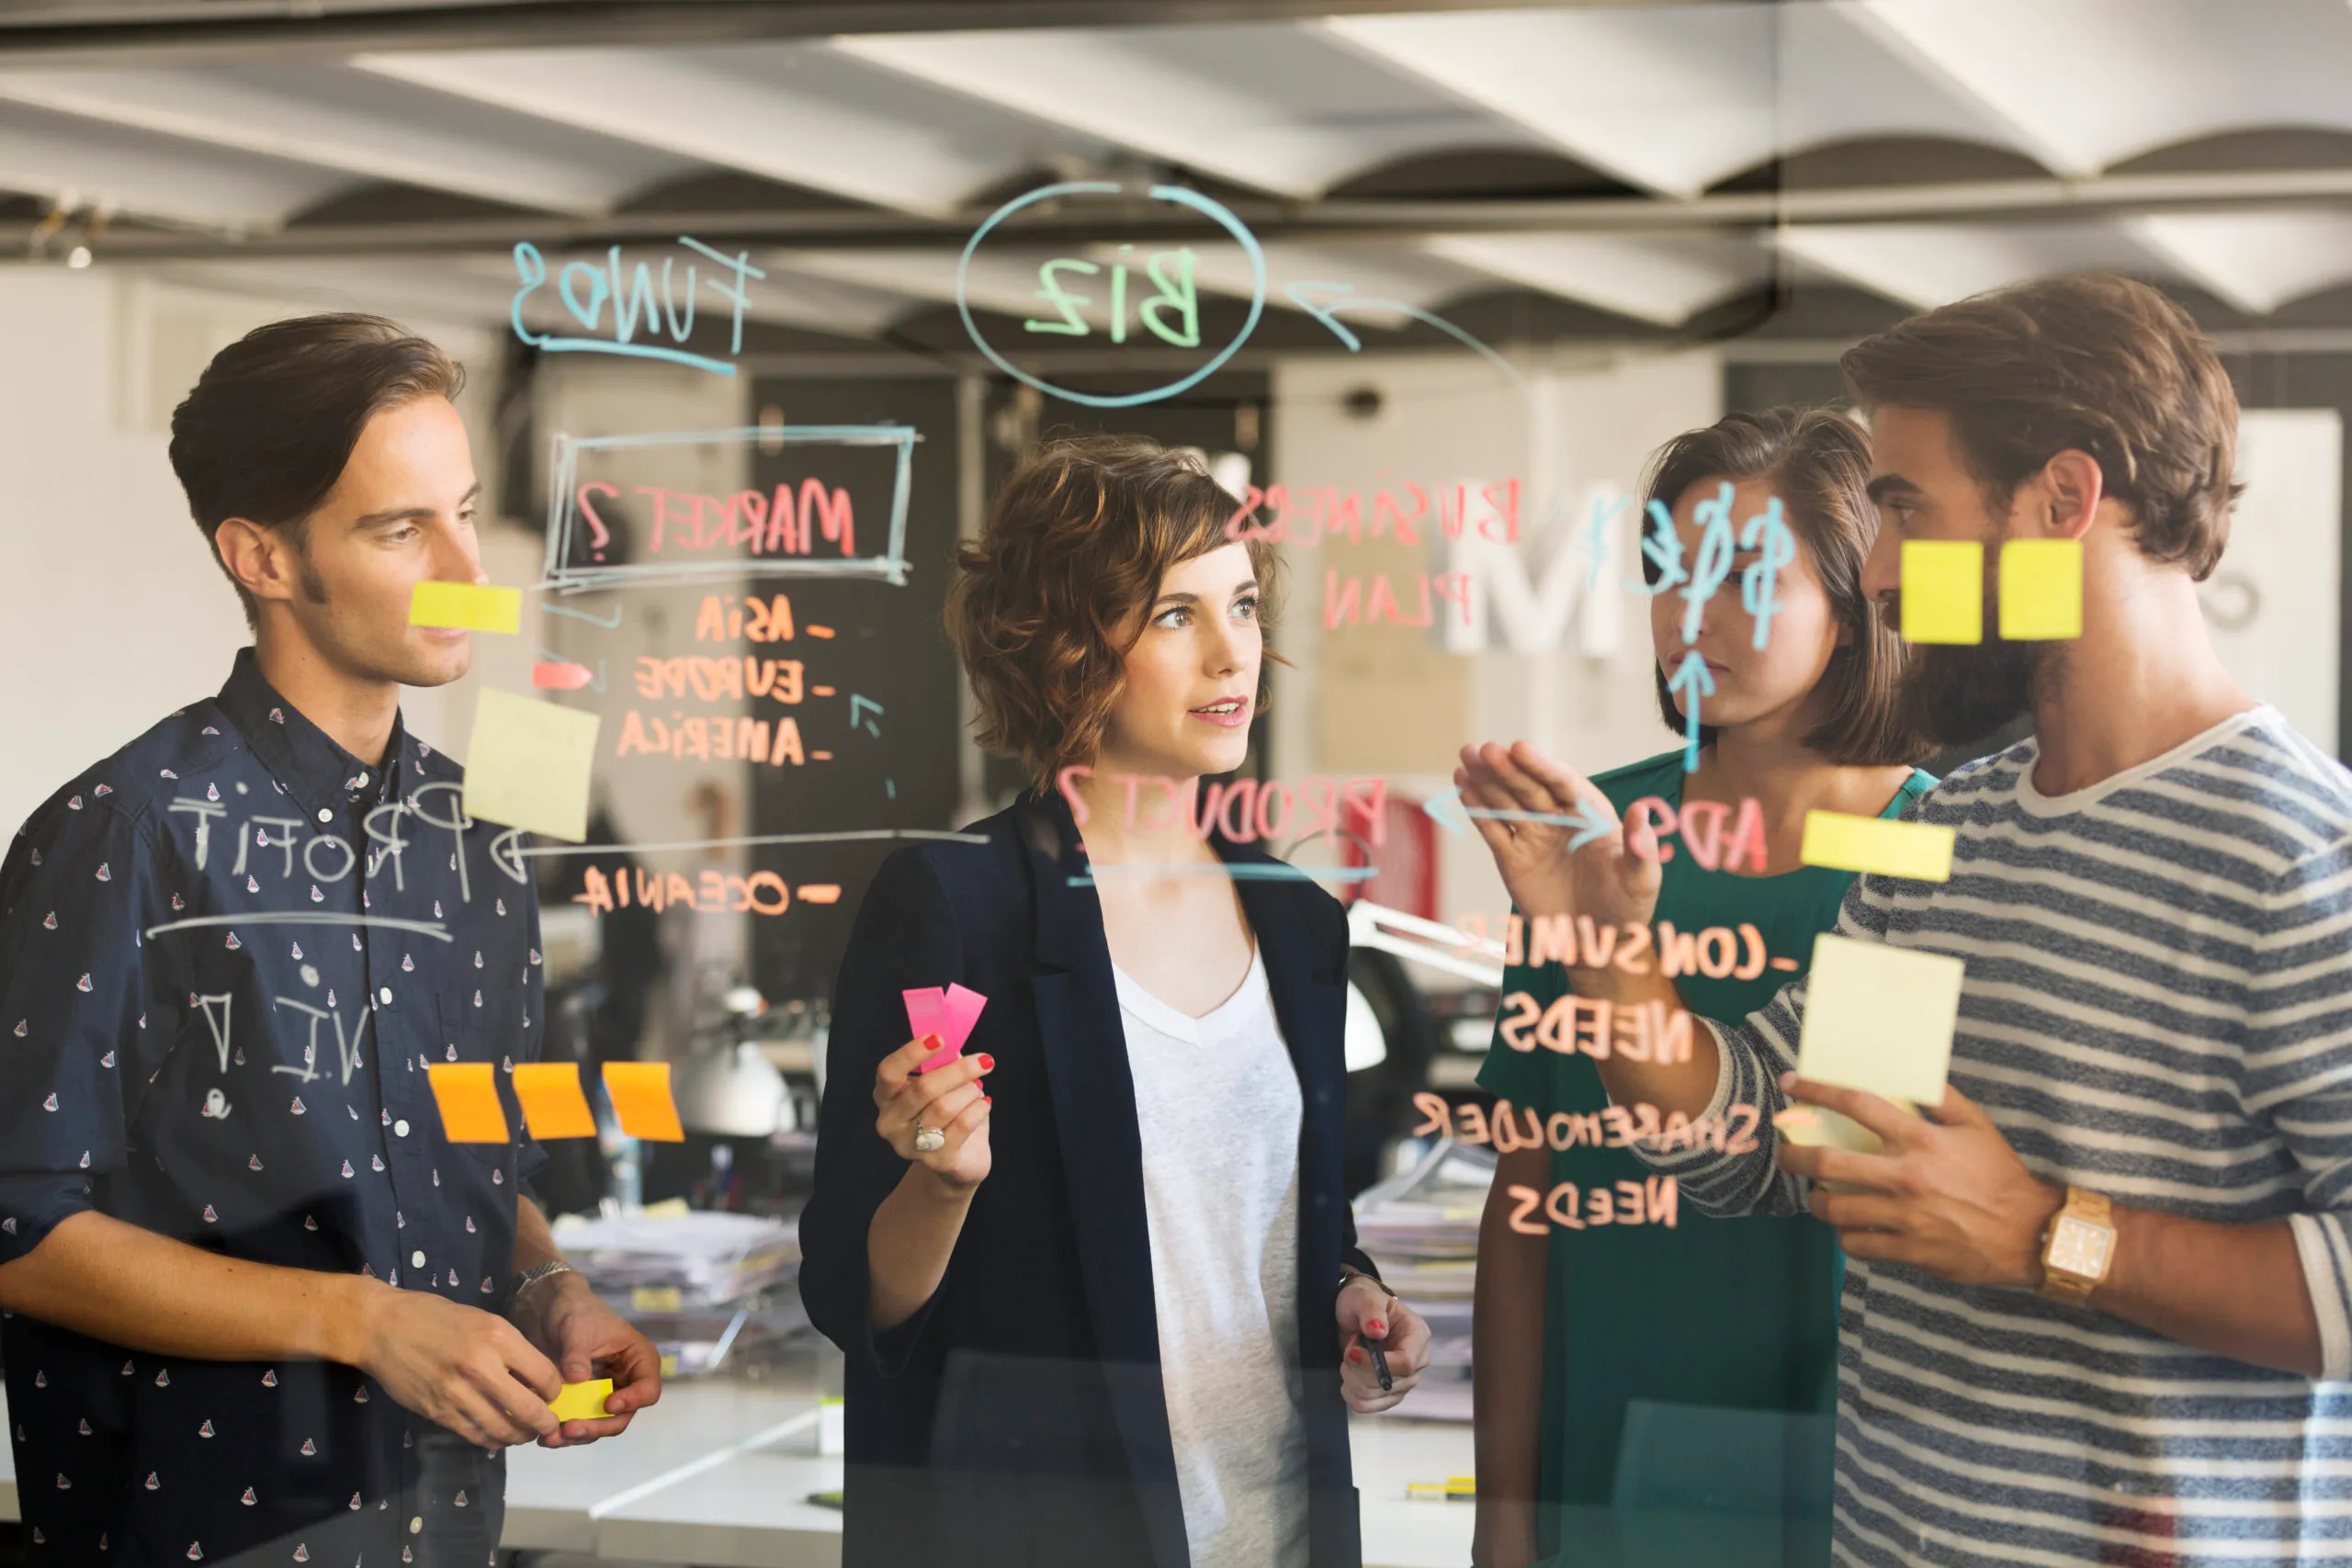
1476;751;1935;1561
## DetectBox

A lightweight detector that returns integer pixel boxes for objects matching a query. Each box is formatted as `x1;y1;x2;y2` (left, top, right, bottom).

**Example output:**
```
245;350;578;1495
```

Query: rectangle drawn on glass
542;423;917;592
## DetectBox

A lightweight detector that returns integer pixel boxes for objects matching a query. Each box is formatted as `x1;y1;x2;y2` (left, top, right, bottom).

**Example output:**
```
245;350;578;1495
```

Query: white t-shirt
1113;949;1309;1568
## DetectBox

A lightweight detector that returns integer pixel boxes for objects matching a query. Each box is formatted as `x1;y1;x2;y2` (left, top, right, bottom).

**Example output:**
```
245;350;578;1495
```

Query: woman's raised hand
1455;740;1664;933
872;1039;993;1192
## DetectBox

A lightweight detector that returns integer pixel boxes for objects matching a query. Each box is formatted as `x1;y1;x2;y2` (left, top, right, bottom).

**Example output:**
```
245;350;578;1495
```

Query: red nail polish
1368;1320;1385;1337
977;1054;995;1073
983;1096;992;1104
1348;1347;1363;1362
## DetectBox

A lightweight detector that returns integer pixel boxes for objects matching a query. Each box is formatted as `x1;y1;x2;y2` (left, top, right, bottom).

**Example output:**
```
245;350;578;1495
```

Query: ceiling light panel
356;43;1084;216
831;24;1513;198
0;97;346;229
1851;0;2352;175
1325;6;1781;197
1778;4;2048;167
2132;211;2352;315
1424;231;1771;324
0;64;683;215
1773;220;2165;309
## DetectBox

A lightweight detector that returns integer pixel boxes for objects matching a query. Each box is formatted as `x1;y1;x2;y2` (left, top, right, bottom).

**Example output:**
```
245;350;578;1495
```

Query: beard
1885;589;2054;748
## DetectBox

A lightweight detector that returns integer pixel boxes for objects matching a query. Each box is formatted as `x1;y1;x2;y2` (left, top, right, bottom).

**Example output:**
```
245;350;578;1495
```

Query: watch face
2049;1214;2114;1279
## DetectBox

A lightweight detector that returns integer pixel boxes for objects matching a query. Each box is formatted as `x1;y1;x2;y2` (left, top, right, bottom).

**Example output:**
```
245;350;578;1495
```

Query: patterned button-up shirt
0;648;548;1565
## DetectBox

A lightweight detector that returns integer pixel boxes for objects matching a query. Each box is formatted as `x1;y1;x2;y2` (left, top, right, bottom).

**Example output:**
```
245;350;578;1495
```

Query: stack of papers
1352;1140;1495;1422
549;1208;800;1310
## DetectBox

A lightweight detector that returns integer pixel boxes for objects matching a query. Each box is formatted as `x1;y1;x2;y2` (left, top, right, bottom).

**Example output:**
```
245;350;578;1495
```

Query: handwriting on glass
510;237;763;376
1023;245;1200;346
1413;1094;1758;1159
1056;766;1386;848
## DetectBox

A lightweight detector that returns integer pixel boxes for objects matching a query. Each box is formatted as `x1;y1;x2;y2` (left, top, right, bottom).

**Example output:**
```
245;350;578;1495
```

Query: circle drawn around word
956;181;1267;410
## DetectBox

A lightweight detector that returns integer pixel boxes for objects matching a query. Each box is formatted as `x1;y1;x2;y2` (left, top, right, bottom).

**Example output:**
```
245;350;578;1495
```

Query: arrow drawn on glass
1666;650;1717;775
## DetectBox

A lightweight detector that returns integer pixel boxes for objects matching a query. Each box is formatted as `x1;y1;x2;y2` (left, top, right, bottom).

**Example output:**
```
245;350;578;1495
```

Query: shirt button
316;808;333;825
379;987;393;1004
355;772;369;787
411;1250;426;1269
393;1119;411;1137
410;1517;423;1534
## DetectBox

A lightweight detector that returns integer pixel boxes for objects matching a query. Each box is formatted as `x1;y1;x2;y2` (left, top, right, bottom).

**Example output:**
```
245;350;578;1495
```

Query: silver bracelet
508;1260;578;1314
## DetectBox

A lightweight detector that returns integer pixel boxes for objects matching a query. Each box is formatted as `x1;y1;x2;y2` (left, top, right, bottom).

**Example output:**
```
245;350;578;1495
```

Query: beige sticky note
549;1379;612;1422
426;1062;510;1144
1776;1104;1903;1194
1801;810;1955;882
1775;1104;1884;1156
461;688;601;843
1900;540;1984;644
512;1062;598;1140
410;581;522;635
603;1061;684;1142
1796;933;1963;1107
1999;537;2084;640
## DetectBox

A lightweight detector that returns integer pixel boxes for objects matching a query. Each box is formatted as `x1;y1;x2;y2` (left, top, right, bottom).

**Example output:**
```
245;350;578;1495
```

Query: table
1;1383;1477;1567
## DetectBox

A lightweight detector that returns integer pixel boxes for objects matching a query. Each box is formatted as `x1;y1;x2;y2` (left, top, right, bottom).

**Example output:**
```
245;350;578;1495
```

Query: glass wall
1;4;2346;1565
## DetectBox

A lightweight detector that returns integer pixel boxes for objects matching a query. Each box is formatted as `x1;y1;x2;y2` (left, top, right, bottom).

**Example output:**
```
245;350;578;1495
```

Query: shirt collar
217;647;406;821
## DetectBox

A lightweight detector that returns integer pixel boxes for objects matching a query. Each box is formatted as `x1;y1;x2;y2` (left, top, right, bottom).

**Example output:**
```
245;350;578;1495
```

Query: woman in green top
1468;408;1935;1568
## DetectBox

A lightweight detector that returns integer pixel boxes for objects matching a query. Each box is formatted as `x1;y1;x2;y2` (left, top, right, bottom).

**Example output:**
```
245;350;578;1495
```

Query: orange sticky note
1900;540;1983;644
603;1062;684;1142
512;1062;598;1140
426;1062;510;1144
1998;537;2083;640
410;581;522;635
549;1378;612;1421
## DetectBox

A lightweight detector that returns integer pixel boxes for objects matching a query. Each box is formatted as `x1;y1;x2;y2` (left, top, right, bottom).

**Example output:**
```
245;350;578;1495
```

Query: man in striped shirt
1460;272;2352;1564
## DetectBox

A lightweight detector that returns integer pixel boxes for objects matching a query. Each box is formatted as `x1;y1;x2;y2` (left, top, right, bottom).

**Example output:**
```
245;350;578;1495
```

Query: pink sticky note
906;984;988;1072
532;660;595;691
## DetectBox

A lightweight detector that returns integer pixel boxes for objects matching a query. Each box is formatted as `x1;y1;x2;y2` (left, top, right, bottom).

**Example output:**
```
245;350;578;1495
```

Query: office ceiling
9;0;2352;345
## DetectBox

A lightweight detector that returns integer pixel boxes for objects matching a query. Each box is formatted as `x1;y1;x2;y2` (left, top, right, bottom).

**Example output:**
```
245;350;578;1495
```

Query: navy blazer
800;793;1376;1568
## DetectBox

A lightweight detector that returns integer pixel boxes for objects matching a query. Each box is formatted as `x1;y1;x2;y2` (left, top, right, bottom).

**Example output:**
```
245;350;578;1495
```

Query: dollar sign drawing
1679;480;1737;646
1740;497;1797;650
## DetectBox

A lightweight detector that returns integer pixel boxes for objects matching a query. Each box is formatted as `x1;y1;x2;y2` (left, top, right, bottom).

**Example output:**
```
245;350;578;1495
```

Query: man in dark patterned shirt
0;315;660;1567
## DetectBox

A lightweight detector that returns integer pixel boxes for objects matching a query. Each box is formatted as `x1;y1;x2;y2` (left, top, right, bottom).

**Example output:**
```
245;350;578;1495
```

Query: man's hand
1455;740;1663;931
354;1285;564;1450
1338;1272;1430;1415
508;1271;663;1448
1777;1074;2063;1289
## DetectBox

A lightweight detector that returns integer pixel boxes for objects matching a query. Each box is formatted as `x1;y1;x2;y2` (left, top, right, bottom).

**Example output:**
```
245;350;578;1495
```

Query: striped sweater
1642;706;2352;1566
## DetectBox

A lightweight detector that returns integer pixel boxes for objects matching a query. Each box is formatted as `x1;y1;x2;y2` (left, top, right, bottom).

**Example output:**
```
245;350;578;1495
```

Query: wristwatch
507;1259;578;1316
2038;1187;2115;1303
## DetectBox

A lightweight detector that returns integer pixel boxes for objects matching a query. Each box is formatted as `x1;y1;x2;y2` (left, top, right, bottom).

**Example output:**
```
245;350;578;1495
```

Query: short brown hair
1841;272;2239;579
1643;407;1923;767
170;312;464;626
947;434;1278;791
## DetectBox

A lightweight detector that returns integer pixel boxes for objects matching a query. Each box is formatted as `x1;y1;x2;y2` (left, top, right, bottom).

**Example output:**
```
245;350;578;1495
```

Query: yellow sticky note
1999;537;2083;640
426;1062;510;1144
1795;933;1963;1107
461;688;601;843
603;1061;684;1142
1776;1104;1883;1155
410;581;522;635
512;1062;598;1140
1900;540;1983;644
1801;810;1955;882
549;1379;612;1422
1776;1104;1899;1193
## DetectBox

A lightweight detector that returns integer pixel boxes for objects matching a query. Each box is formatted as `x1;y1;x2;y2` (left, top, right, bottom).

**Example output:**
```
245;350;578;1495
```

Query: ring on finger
913;1124;946;1153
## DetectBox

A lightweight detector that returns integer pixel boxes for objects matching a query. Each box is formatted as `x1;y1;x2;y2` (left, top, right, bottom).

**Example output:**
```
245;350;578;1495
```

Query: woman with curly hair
800;434;1430;1568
